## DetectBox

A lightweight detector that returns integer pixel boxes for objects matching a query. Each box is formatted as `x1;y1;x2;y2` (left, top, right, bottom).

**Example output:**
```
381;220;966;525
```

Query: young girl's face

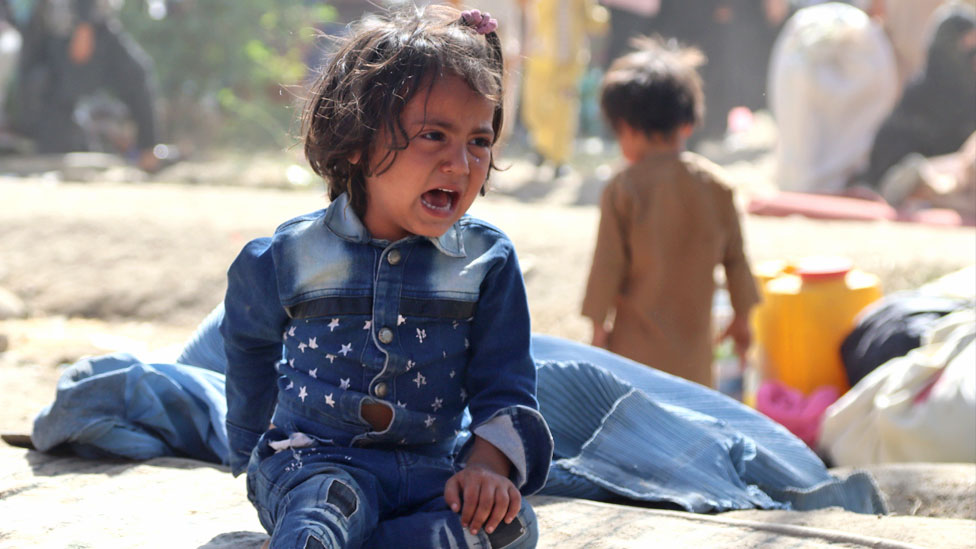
359;74;496;241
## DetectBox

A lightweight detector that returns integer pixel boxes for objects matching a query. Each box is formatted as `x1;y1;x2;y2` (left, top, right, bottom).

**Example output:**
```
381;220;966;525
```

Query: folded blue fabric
32;353;229;464
529;345;886;513
29;310;886;514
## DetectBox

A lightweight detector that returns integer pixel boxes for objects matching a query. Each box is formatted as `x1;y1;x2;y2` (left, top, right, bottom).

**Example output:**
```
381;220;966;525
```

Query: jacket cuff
459;405;553;495
472;414;527;488
226;421;262;476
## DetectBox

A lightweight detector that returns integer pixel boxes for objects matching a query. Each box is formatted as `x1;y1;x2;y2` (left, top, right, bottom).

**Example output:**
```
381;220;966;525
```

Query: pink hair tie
460;9;497;34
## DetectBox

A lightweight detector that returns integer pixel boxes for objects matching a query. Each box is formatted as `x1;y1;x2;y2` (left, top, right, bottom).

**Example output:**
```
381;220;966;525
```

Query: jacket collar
323;193;466;258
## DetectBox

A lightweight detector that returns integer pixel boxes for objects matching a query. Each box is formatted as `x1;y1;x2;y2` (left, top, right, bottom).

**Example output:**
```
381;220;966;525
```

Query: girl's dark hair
600;36;705;138
302;4;505;217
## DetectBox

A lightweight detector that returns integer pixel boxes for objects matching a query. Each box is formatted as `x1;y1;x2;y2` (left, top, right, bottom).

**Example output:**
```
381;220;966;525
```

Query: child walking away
581;37;760;389
220;6;552;548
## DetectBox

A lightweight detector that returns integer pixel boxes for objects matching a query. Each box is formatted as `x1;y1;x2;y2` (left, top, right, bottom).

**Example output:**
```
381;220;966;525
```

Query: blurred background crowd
0;0;973;215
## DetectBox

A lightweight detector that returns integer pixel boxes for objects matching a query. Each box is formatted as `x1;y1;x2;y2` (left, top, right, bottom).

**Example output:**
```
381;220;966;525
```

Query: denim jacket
221;193;552;494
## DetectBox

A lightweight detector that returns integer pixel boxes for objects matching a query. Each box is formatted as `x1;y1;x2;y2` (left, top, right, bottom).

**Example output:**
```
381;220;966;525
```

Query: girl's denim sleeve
460;237;553;494
221;237;288;476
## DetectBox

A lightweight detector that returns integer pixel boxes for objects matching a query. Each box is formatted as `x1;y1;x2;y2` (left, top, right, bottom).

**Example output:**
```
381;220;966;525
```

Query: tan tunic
581;151;760;387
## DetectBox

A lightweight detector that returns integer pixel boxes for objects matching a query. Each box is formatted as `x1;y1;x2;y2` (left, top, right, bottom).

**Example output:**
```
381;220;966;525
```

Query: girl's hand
444;464;521;536
444;436;520;535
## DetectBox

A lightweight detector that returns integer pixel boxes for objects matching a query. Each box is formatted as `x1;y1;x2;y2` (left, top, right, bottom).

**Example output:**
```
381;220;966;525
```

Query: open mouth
420;188;459;214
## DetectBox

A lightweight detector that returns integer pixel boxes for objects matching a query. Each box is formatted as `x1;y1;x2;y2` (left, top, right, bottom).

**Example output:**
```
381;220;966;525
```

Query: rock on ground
2;446;975;549
1;166;975;548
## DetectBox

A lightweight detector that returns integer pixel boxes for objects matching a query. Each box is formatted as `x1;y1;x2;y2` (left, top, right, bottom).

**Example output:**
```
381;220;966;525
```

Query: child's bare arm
444;435;521;536
591;318;610;348
718;313;753;366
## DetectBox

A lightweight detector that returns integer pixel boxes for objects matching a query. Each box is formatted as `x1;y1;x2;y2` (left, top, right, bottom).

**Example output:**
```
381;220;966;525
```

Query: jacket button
374;382;389;398
387;249;402;265
378;327;394;344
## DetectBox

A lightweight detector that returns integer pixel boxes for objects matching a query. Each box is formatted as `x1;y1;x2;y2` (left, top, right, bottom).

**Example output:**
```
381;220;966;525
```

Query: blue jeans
248;429;538;549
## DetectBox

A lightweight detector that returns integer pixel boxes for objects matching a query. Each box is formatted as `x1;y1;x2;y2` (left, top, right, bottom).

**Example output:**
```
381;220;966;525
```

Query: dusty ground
1;148;974;437
3;448;974;548
1;149;975;547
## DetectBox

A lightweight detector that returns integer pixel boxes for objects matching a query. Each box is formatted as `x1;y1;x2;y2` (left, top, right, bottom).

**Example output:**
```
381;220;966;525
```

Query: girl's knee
273;475;373;548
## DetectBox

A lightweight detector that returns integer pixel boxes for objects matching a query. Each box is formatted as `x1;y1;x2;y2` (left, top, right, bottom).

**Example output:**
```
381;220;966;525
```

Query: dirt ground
1;150;975;438
1;146;975;544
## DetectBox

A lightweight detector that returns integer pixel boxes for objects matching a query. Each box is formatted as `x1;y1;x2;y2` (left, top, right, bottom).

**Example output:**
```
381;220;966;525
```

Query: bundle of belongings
819;267;976;466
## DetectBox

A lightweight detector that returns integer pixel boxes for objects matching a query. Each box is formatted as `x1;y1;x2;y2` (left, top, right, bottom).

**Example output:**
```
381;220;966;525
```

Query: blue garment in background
530;336;886;513
31;308;887;514
32;352;228;464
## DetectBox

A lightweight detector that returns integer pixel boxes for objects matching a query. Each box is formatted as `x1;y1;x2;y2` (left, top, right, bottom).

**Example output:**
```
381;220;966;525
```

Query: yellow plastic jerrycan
753;257;882;395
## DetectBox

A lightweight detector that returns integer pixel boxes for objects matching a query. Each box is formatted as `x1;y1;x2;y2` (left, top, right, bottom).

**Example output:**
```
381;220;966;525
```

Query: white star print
416;328;426;343
406;360;416;371
424;415;435;428
326;354;336;363
449;370;455;378
285;380;294;390
298;342;307;353
309;368;317;379
339;378;351;390
289;358;295;369
324;393;335;407
328;318;340;331
397;315;407;326
288;326;296;337
452;320;459;330
363;320;372;330
339;343;353;356
442;351;447;358
413;372;427;388
464;338;469;349
282;330;288;341
308;337;318;350
396;401;407;408
460;388;467;401
431;397;443;411
299;386;308;402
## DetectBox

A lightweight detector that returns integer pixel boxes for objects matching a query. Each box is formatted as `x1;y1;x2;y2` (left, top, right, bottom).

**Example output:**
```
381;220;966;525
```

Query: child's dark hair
302;4;505;217
600;37;705;138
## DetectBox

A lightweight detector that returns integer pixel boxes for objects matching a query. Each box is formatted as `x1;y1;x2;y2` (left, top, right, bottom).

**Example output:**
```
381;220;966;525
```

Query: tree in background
119;1;337;152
